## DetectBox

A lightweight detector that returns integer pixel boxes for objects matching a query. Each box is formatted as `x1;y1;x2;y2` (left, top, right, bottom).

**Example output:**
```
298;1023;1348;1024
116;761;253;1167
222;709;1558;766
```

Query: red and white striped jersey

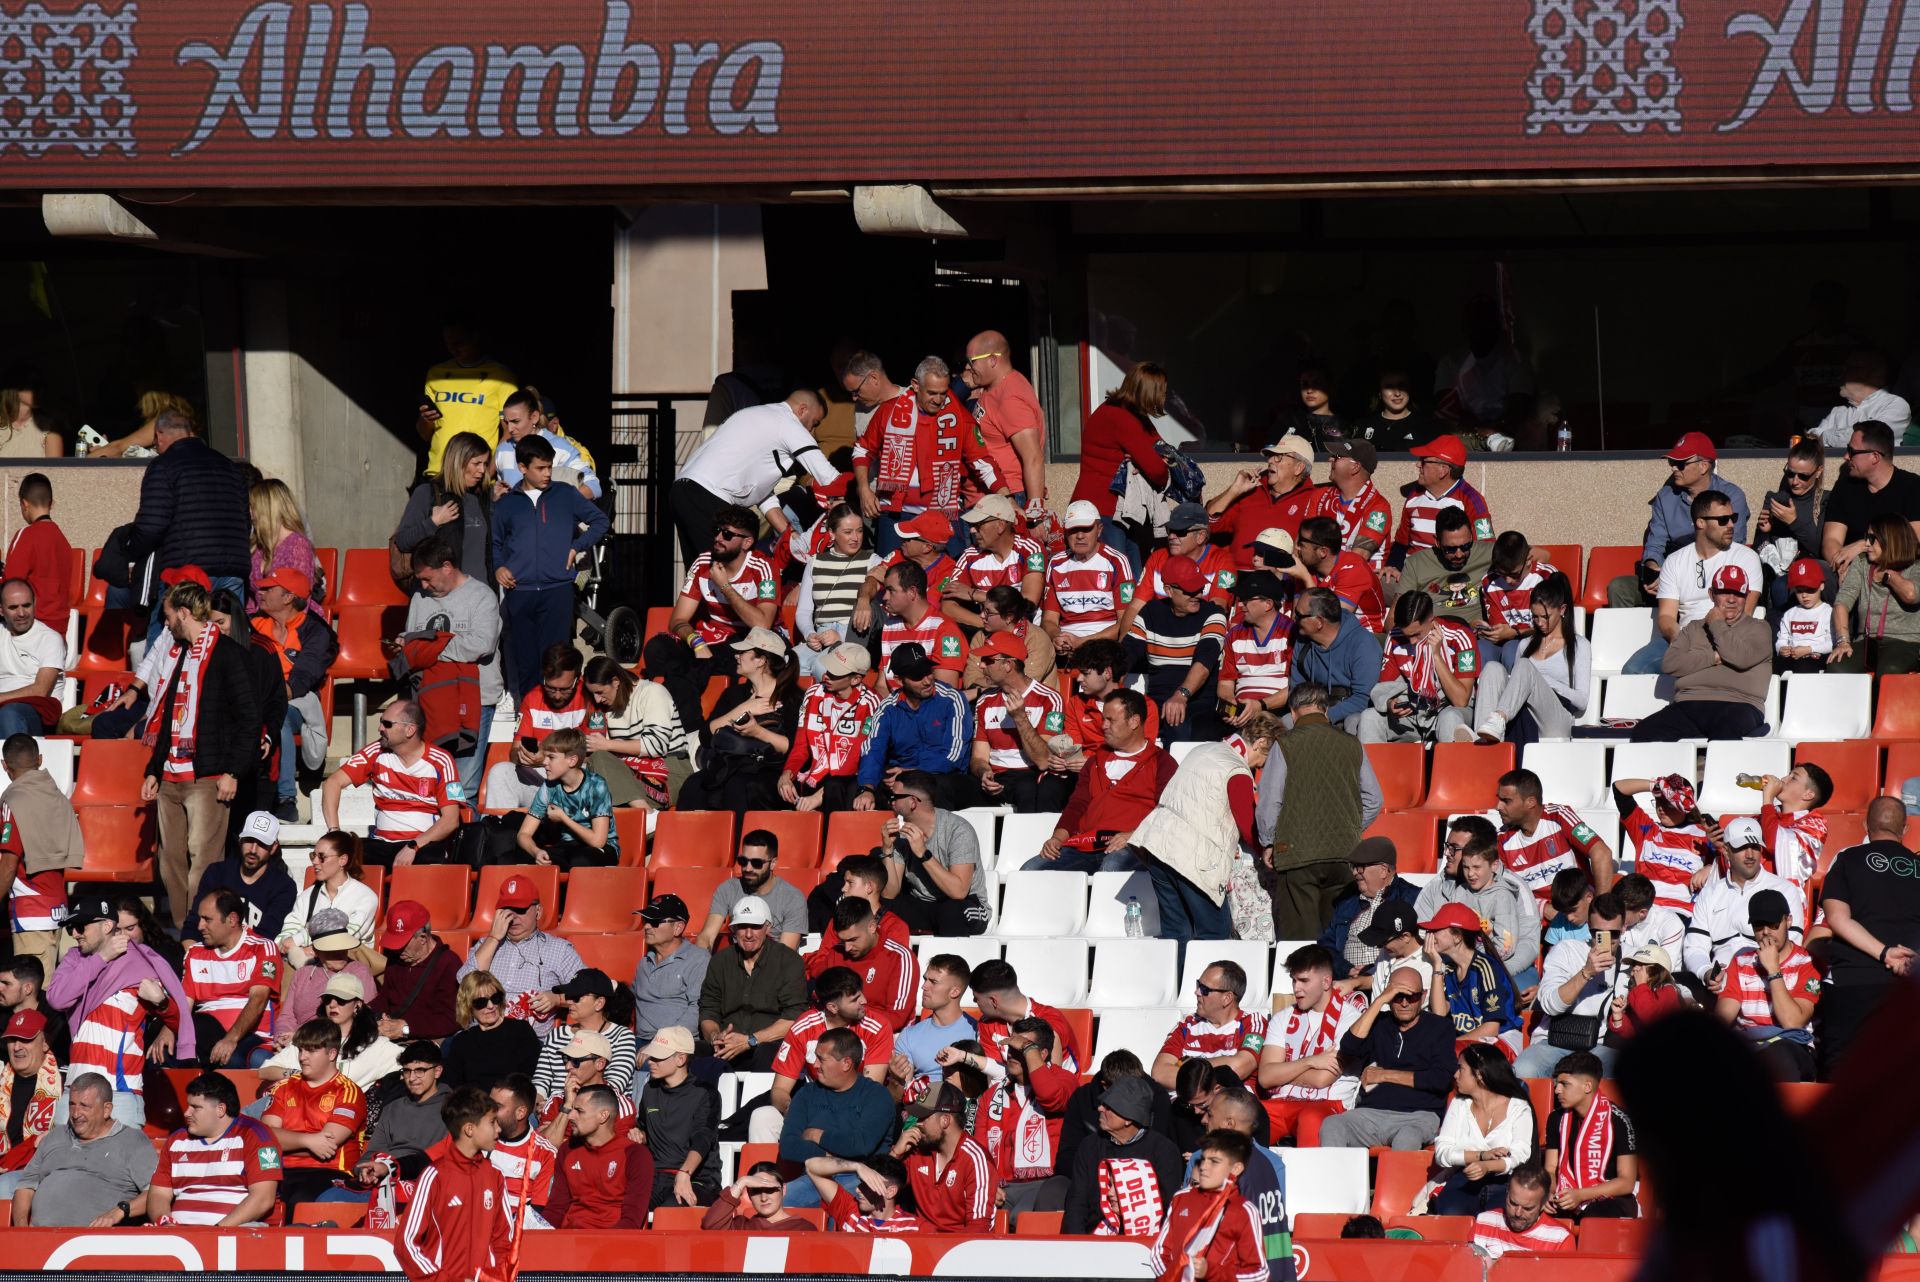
1219;615;1293;701
338;742;461;842
0;805;59;932
879;610;968;689
182;932;282;1031
512;686;591;740
1380;618;1480;701
976;680;1067;773
1313;481;1394;568
786;683;883;786
1472;1210;1573;1258
950;537;1046;598
71;988;152;1094
152;1116;282;1223
980;1000;1085;1075
771;1009;896;1082
1481;559;1559;632
1391;478;1494;556
419;1126;556;1222
1623;808;1709;916
1314;550;1387;633
1725;945;1822;1028
1045;547;1135;637
1136;546;1238;608
1499;806;1606;903
679;551;780;646
827;1185;925;1233
1158;1011;1267;1085
1760;804;1830;891
1264;992;1364;1103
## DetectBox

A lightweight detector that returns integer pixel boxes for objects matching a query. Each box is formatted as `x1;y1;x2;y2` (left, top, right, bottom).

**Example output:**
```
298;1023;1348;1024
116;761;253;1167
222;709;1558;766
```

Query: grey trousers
1478;660;1578;739
1319;1105;1441;1151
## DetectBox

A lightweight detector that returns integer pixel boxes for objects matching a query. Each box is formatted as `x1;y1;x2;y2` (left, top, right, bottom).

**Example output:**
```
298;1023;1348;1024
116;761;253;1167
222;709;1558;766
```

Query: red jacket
1150;1185;1269;1282
545;1133;653;1229
1057;745;1178;848
397;1144;514;1282
806;909;921;1031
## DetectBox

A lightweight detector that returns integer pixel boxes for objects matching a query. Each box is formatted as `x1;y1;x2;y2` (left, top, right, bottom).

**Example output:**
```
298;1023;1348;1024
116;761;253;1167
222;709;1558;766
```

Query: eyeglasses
736;857;770;869
400;1065;437;1076
965;351;1004;365
1444;840;1474;853
541;682;577;701
471;992;504;1009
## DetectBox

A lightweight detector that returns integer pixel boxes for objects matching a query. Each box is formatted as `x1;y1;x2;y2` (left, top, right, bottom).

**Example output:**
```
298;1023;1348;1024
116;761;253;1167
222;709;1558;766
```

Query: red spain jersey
785;683;883;786
1380;618;1480;701
1481;559;1559;632
1392;478;1494;557
152;1116;282;1224
771;1010;896;1082
976;680;1068;773
1315;550;1386;633
679;551;779;646
949;536;1046;598
879;611;968;689
1045;547;1135;637
1158;1012;1268;1084
1219;615;1292;702
1313;481;1394;568
1726;945;1822;1028
266;1073;366;1172
338;742;461;841
1623;807;1709;916
182;932;282;1031
1137;546;1238;609
875;551;955;606
1265;992;1365;1102
1499;805;1605;903
905;1136;996;1233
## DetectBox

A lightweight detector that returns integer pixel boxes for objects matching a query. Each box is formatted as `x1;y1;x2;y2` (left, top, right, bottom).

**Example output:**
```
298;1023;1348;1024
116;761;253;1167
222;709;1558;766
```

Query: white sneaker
1475;713;1508;744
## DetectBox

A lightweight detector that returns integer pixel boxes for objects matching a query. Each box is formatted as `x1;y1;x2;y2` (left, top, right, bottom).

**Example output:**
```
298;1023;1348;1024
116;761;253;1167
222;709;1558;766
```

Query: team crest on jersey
1095;573;1109;590
1365;511;1388;532
483;1190;494;1211
607;1160;619;1178
866;967;878;983
946;1170;958;1187
1473;518;1493;539
257;1146;280;1170
940;636;961;658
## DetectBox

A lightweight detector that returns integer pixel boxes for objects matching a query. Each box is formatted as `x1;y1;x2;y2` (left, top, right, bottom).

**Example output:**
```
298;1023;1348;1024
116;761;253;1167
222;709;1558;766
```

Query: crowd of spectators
5;334;1920;1267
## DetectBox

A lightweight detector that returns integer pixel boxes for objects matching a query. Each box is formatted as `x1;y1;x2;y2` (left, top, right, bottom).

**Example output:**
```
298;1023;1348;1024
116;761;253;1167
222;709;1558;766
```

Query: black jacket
131;436;250;577
144;632;260;781
242;634;286;767
637;1073;720;1191
1337;1009;1456;1118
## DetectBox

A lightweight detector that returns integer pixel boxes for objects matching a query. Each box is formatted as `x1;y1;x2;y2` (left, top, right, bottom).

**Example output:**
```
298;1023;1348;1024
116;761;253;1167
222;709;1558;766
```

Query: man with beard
695;832;807;952
644;504;781;740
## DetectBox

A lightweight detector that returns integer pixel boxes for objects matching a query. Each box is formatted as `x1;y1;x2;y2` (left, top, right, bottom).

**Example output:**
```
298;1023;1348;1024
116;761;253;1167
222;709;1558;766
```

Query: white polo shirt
678;401;839;513
1812;386;1913;449
0;619;65;695
1655;542;1763;626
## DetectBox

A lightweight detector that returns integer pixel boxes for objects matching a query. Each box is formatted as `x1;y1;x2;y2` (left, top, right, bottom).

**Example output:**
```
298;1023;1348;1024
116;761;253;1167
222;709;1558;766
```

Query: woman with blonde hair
441;969;541;1088
93;389;194;458
0;388;60;458
247;476;323;615
392;429;494;583
1070;361;1173;575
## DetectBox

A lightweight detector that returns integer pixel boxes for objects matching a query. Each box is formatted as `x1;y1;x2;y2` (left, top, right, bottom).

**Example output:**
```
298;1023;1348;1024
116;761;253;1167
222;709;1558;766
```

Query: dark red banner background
0;0;1916;187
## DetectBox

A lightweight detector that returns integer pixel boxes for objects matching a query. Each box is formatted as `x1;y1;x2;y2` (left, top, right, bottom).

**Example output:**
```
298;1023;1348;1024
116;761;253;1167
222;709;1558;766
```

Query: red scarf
866;393;997;513
979;1079;1056;1184
145;621;218;772
1556;1094;1617;1195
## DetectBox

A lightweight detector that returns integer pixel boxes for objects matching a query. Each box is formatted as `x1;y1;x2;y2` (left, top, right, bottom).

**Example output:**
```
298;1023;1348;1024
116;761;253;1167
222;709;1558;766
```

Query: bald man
671;389;837;563
964;332;1047;510
1814;793;1920;1075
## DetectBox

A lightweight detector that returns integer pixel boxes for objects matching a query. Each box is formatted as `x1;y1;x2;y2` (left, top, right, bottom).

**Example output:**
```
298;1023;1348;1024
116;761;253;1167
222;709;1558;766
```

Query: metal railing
606;392;710;611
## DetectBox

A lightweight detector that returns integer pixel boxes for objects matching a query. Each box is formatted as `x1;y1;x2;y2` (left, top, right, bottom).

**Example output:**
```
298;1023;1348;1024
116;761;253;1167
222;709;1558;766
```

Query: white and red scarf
1555;1094;1616;1196
146;622;219;776
979;1079;1056;1184
1096;1153;1167;1236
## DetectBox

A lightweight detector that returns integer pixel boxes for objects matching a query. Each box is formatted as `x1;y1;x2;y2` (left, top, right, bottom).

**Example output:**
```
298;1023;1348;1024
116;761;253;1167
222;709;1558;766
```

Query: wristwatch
115;1201;131;1224
747;1034;759;1050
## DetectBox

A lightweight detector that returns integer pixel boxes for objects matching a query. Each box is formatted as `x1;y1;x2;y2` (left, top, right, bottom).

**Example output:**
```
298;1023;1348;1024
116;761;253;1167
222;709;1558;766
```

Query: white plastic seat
312;783;375;830
1777;673;1872;741
1178;941;1272;1013
1610;742;1697;790
952;807;1002;871
1085;870;1163;939
996;812;1063;872
1003;939;1090;1007
1276;1147;1371;1214
1573;678;1605;728
1574;810;1622;867
1522;741;1608;809
1601;674;1669;723
1698;739;1793;815
1088;939;1180;1007
995;870;1089;937
1588;608;1657;678
914;936;1002;1002
1092;1006;1179;1067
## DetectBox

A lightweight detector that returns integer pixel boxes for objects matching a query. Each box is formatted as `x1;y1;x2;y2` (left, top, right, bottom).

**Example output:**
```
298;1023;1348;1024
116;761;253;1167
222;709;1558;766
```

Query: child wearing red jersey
1755;766;1834;894
1612;774;1711;919
1150;1130;1270;1282
806;1153;924;1233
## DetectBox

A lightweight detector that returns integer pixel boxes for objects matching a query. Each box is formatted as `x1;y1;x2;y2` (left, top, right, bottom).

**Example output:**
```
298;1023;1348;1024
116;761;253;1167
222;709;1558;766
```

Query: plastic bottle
1124;898;1144;939
1556;422;1573;452
1735;773;1765;790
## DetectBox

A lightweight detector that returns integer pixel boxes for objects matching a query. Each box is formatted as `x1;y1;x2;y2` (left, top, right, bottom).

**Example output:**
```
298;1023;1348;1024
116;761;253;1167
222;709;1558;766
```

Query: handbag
1545;1012;1605;1051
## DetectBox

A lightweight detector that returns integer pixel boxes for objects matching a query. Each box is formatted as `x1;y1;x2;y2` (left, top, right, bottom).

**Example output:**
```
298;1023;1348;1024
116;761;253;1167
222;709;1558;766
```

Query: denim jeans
1021;846;1144;873
1513;1040;1620;1080
277;704;304;802
1620;636;1669;675
1101;517;1142;578
0;702;50;737
454;704;496;805
782;1169;857;1209
1142;852;1231;975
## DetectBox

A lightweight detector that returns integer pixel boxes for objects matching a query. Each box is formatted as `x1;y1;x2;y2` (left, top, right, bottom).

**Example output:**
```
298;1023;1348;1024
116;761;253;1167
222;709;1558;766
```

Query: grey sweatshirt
408;573;504;707
1413;867;1541;979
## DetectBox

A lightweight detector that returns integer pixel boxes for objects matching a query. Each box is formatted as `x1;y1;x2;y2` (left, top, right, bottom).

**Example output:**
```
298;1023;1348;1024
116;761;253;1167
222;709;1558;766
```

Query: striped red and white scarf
1556;1094;1616;1195
145;621;219;770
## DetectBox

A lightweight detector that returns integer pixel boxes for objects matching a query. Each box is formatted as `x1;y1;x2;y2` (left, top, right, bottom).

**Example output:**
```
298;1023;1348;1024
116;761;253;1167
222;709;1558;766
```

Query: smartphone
1593;929;1615;952
520;735;539;753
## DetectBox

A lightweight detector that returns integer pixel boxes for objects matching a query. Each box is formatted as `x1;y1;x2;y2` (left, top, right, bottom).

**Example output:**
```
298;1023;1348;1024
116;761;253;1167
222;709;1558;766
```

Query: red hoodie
397;1143;514;1282
805;910;920;1031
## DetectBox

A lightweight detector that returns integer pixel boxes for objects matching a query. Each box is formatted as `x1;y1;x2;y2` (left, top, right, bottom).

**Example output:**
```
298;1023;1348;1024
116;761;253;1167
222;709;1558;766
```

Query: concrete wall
0;460;146;554
1043;454;1839;554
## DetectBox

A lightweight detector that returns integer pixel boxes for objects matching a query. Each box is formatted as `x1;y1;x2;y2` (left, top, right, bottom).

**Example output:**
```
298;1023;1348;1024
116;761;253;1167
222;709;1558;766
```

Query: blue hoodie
492;484;609;591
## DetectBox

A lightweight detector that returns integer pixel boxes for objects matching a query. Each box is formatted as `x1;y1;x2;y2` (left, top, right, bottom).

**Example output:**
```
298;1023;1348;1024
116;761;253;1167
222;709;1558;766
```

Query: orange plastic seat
470;865;561;935
72;609;144;677
1420;742;1515;813
557;866;650;934
386;865;473;930
293;1201;366;1226
1015;1210;1065;1236
64;546;85;614
1291;1213;1349;1240
337;547;409;608
330;604;408;681
1885;739;1920;795
72;806;155;883
1874;674;1920;741
647;867;732;925
1532;543;1582;600
569;931;649;980
614;809;649;868
1796;740;1878;810
652;811;736;868
1386;1215;1475;1242
74;739;156;805
700;674;734;718
312;547;339;607
303;864;385;909
1365;742;1427;810
1777;1081;1827;1115
1577;1218;1650;1253
83;547;108;611
650;1206;704;1231
824;811;891;867
1581;545;1643;613
1369;1147;1430;1219
1361;811;1440;871
739;810;825;869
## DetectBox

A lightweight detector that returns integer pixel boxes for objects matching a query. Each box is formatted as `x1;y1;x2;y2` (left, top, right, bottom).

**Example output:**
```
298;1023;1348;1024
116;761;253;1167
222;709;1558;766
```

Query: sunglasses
1847;446;1884;458
378;719;401;730
1700;514;1737;525
471;992;504;1009
1194;982;1231;996
320;994;358;1007
736;857;770;869
1785;468;1819;481
1667;457;1704;470
1389;992;1423;1004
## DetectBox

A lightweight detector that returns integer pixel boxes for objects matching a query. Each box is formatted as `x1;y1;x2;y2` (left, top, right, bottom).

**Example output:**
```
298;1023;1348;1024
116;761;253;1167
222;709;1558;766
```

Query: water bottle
1735;773;1766;790
1124;898;1144;939
1555;422;1573;452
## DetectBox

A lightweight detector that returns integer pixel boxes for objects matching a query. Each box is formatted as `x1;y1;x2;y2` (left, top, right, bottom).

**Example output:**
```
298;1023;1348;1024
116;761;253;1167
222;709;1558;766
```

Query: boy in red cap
1610;773;1712;919
1773;558;1834;673
1383;435;1492;584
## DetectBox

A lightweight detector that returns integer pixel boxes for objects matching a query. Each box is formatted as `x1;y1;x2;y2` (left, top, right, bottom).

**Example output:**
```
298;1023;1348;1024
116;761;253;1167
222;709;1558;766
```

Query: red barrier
1486;1255;1639;1282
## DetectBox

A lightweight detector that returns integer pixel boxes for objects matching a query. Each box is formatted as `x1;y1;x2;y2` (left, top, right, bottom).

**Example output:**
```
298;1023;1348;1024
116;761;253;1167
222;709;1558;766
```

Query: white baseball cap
1722;816;1766;850
238;811;280;847
1061;500;1102;530
731;895;772;927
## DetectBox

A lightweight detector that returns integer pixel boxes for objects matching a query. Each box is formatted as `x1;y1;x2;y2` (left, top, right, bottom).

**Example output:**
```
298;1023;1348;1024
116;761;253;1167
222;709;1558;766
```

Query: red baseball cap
495;874;541;911
379;900;431;951
1419;903;1484;935
2;1009;46;1041
1160;556;1207;595
895;511;953;546
256;567;312;599
1710;564;1749;595
160;564;211;590
1410;435;1467;468
1666;431;1717;462
1786;558;1824;591
975;632;1027;663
